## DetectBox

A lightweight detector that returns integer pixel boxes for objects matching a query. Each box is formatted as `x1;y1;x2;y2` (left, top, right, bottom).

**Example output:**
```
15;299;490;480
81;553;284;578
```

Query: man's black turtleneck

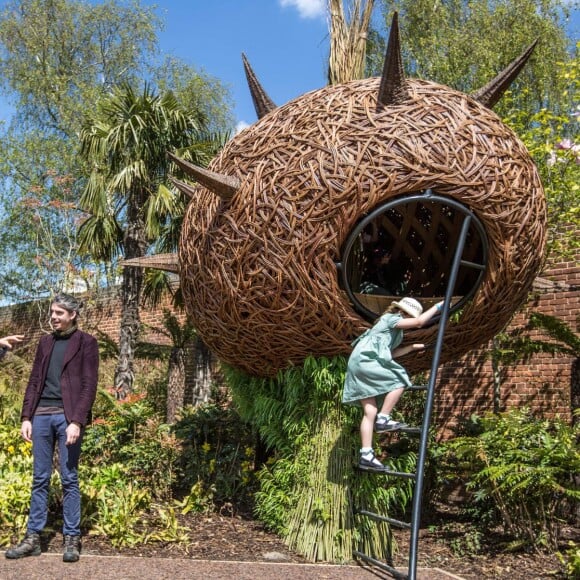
38;329;76;409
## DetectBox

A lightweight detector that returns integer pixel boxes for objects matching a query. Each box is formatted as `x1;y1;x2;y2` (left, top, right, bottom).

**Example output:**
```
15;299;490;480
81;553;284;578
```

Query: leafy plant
171;402;256;507
224;355;416;562
441;408;580;551
557;541;580;579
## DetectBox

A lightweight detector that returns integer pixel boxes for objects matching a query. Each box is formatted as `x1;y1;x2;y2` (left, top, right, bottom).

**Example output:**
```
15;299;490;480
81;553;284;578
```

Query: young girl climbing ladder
343;297;443;473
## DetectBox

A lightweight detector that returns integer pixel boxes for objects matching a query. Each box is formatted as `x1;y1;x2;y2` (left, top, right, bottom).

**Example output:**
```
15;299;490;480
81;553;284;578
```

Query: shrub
171;402;257;507
441;408;580;551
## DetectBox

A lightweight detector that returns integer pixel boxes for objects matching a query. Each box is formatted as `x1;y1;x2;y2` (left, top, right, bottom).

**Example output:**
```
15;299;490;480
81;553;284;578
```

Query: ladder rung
384;469;416;480
353;551;408;579
406;384;428;391
460;258;486;270
356;465;417;479
356;509;411;529
399;426;421;435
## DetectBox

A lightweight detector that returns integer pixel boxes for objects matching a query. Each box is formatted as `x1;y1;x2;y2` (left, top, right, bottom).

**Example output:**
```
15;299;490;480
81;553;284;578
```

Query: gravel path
0;551;465;579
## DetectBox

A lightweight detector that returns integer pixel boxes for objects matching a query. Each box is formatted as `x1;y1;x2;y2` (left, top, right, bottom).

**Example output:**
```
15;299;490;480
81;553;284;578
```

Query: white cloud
279;0;326;20
235;120;251;134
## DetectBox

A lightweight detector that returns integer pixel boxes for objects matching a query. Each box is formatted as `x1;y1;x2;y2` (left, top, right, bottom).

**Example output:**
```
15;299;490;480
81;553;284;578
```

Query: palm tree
78;83;213;399
154;310;198;423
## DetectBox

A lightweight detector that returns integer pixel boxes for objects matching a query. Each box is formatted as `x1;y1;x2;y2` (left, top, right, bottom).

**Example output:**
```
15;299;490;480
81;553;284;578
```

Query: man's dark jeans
28;414;83;536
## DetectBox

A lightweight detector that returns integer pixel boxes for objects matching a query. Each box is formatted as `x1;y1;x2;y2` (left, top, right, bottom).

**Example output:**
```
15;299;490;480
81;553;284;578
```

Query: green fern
443;408;580;551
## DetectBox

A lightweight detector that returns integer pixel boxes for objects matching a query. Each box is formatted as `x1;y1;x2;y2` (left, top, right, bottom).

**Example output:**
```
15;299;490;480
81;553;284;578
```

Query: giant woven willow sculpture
140;16;547;378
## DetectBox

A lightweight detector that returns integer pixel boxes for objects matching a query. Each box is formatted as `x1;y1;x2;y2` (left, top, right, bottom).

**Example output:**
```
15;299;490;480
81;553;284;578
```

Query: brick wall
0;287;186;349
1;248;578;430
435;247;579;437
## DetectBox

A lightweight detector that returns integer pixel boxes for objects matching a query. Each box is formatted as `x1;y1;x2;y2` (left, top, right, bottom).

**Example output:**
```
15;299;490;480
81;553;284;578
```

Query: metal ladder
352;212;487;580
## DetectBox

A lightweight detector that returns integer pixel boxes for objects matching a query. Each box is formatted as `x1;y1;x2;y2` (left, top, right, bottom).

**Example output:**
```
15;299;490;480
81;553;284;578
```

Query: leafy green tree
0;0;234;302
0;0;159;300
369;0;575;115
77;83;217;399
502;44;579;257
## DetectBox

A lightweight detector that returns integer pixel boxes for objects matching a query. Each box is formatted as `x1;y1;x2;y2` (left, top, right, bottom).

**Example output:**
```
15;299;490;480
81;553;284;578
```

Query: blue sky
145;0;330;131
0;0;577;130
145;0;579;131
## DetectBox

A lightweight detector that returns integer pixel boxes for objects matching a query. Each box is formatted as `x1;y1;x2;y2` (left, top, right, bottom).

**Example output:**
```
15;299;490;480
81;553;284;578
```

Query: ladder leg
407;215;472;580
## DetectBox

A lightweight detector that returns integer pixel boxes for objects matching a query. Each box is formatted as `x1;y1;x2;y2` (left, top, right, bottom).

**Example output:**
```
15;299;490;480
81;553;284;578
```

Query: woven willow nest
177;73;546;377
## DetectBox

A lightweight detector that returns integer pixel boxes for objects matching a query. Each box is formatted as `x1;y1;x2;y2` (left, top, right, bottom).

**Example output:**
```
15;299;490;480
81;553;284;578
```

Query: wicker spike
168;152;240;201
242;53;277;119
121;253;179;274
377;12;409;108
169;176;197;199
472;40;538;109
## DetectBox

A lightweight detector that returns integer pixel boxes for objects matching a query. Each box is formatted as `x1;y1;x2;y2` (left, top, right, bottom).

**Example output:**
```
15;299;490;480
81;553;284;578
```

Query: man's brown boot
63;534;81;563
5;532;41;559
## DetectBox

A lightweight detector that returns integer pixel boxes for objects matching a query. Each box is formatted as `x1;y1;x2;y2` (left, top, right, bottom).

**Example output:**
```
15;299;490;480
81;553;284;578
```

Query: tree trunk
166;346;186;423
191;336;213;407
115;200;147;399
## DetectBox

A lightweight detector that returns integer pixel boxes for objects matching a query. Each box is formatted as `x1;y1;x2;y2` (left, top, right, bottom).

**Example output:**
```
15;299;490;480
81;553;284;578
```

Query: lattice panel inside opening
343;195;486;319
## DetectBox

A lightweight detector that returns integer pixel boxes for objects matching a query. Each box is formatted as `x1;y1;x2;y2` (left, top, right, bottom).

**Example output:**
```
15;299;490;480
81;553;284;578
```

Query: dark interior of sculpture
340;191;487;321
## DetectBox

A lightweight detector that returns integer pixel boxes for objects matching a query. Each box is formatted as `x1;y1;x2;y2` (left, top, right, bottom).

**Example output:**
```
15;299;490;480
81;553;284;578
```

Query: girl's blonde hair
383;302;399;315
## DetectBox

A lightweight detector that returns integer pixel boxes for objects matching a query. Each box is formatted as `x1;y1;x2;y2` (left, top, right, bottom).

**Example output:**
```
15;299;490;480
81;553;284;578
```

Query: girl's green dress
342;312;411;405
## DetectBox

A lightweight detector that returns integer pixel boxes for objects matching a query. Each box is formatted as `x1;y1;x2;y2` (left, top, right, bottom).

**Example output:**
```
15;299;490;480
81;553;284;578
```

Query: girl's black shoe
358;452;391;473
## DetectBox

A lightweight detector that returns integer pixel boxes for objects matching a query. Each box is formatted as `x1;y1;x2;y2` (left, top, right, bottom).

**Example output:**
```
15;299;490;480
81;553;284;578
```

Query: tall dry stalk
327;0;374;85
283;403;393;562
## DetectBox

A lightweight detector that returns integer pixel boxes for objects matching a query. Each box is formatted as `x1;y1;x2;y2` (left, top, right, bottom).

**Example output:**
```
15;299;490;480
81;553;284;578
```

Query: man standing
5;293;99;563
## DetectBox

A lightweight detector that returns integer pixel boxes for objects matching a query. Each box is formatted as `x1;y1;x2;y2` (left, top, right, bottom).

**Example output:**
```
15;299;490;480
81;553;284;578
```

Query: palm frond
142;269;177;308
78;214;123;261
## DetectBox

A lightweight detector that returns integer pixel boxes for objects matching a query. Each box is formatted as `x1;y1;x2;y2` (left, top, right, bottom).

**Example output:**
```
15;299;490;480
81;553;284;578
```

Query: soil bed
35;501;576;579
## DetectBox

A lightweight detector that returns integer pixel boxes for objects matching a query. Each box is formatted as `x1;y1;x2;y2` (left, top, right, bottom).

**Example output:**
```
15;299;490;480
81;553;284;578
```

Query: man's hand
0;335;24;350
21;420;32;443
65;422;81;446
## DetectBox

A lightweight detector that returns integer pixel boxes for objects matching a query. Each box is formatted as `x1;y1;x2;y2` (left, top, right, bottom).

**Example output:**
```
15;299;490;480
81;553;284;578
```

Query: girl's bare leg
360;397;378;448
379;387;405;416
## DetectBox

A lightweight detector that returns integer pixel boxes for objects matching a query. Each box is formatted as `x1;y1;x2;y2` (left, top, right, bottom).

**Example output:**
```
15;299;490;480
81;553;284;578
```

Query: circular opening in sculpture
339;191;488;321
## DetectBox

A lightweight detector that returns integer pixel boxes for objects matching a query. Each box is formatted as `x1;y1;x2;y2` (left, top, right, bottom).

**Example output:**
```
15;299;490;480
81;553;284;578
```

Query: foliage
77;82;216;397
440;408;580;551
0;424;33;543
0;351;30;423
78;83;209;263
370;0;574;110
494;311;580;366
171;402;257;507
0;0;233;302
502;44;580;257
369;1;579;259
224;356;417;562
0;0;157;300
557;541;580;578
83;393;180;500
0;389;256;548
